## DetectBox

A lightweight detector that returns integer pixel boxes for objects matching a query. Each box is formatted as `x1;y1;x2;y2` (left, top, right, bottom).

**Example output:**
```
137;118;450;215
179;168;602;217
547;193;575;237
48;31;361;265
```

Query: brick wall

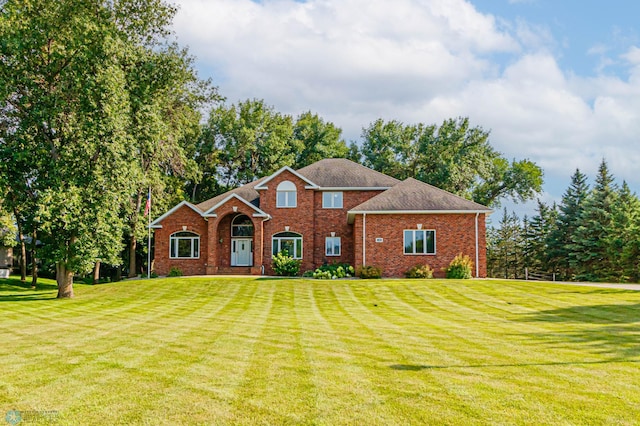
261;170;316;274
154;204;208;276
353;213;487;278
312;190;383;269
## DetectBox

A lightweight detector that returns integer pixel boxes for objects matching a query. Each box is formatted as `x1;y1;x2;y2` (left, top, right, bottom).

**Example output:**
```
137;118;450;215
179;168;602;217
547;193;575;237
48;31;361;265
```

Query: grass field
1;276;639;425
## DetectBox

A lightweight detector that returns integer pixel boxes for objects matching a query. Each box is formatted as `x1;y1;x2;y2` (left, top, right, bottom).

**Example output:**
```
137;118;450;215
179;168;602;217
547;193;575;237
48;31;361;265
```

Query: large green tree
358;117;543;207
292;111;349;169
0;0;182;297
203;99;296;187
357;118;419;180
122;43;216;278
188;106;351;203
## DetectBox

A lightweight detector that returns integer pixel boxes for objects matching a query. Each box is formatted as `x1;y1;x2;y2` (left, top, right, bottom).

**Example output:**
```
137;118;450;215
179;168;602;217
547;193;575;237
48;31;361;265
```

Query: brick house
150;158;491;277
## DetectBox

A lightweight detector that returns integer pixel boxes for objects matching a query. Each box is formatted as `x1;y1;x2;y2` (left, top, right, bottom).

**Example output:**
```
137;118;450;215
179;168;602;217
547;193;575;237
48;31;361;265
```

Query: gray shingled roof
296;158;400;188
195;177;266;213
350;177;491;212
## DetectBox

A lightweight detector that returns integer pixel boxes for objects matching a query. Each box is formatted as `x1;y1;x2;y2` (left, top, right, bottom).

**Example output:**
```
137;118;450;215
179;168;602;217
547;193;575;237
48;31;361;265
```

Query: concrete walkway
546;281;640;291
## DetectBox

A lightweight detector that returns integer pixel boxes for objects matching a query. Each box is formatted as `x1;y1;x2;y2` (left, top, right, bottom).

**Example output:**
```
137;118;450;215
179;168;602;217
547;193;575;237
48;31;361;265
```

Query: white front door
231;239;253;266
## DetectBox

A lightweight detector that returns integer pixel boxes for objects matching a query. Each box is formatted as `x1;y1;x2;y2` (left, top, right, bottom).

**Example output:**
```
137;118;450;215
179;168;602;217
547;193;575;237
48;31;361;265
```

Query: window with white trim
272;231;303;259
403;229;435;255
170;231;200;259
276;180;297;207
325;237;341;256
322;192;343;208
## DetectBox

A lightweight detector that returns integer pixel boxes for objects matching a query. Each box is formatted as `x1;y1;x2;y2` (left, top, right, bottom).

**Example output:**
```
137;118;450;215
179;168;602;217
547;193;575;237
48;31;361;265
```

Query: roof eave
315;186;394;191
149;201;203;227
346;209;493;224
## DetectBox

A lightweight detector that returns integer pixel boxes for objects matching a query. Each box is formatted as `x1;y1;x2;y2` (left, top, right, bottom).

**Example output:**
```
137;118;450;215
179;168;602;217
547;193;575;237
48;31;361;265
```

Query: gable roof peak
253;165;318;190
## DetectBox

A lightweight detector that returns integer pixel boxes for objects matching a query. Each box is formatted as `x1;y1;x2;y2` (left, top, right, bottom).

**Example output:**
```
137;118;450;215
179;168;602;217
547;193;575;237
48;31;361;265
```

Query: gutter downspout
362;213;367;267
475;212;479;278
261;215;271;275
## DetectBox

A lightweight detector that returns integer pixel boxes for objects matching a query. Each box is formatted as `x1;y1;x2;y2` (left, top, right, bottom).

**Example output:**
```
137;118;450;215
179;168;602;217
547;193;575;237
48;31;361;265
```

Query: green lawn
1;276;639;425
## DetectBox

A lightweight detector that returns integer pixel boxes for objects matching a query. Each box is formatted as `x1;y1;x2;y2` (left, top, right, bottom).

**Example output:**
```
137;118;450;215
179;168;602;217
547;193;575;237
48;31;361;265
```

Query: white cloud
173;0;518;108
171;0;640;197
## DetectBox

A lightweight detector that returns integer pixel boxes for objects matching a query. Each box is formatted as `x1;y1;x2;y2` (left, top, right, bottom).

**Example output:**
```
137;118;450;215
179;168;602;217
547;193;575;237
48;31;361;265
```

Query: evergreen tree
487;208;524;279
525;200;557;273
571;160;617;281
546;169;589;280
608;182;640;282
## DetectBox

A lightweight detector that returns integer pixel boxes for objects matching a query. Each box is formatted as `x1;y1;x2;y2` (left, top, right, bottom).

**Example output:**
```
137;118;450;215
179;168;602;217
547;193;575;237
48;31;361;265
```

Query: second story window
322;191;343;208
276;180;297;208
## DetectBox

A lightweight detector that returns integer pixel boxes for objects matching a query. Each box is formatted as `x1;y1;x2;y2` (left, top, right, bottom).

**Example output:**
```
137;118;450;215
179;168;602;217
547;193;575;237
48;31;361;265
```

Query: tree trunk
19;235;27;283
56;262;74;298
128;236;137;278
14;213;26;282
30;230;37;288
128;191;143;278
191;183;198;202
93;261;101;284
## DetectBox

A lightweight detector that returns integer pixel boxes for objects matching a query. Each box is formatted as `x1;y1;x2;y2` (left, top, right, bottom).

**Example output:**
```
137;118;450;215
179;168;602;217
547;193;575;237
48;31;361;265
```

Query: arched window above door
231;215;254;237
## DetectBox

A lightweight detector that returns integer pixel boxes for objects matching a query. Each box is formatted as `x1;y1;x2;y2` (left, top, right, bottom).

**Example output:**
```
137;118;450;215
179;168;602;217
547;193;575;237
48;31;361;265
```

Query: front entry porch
206;207;265;275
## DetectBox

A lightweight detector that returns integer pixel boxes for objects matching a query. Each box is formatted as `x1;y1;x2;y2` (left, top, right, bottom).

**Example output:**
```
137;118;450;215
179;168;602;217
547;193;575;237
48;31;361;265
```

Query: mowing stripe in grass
292;282;396;425
227;281;319;424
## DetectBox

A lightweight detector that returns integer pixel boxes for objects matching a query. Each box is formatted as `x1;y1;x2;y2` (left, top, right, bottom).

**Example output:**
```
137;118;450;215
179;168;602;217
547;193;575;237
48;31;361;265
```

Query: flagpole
147;187;151;279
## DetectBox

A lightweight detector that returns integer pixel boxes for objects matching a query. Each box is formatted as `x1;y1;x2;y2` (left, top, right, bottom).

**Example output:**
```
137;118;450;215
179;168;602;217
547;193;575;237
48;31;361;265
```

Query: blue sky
171;0;640;219
473;0;640;76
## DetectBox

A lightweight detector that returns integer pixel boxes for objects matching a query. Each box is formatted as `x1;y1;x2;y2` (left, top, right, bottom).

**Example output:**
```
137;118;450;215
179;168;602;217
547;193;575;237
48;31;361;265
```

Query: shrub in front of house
272;251;301;276
405;264;434;279
313;263;355;279
168;267;183;277
358;265;383;279
445;254;473;279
